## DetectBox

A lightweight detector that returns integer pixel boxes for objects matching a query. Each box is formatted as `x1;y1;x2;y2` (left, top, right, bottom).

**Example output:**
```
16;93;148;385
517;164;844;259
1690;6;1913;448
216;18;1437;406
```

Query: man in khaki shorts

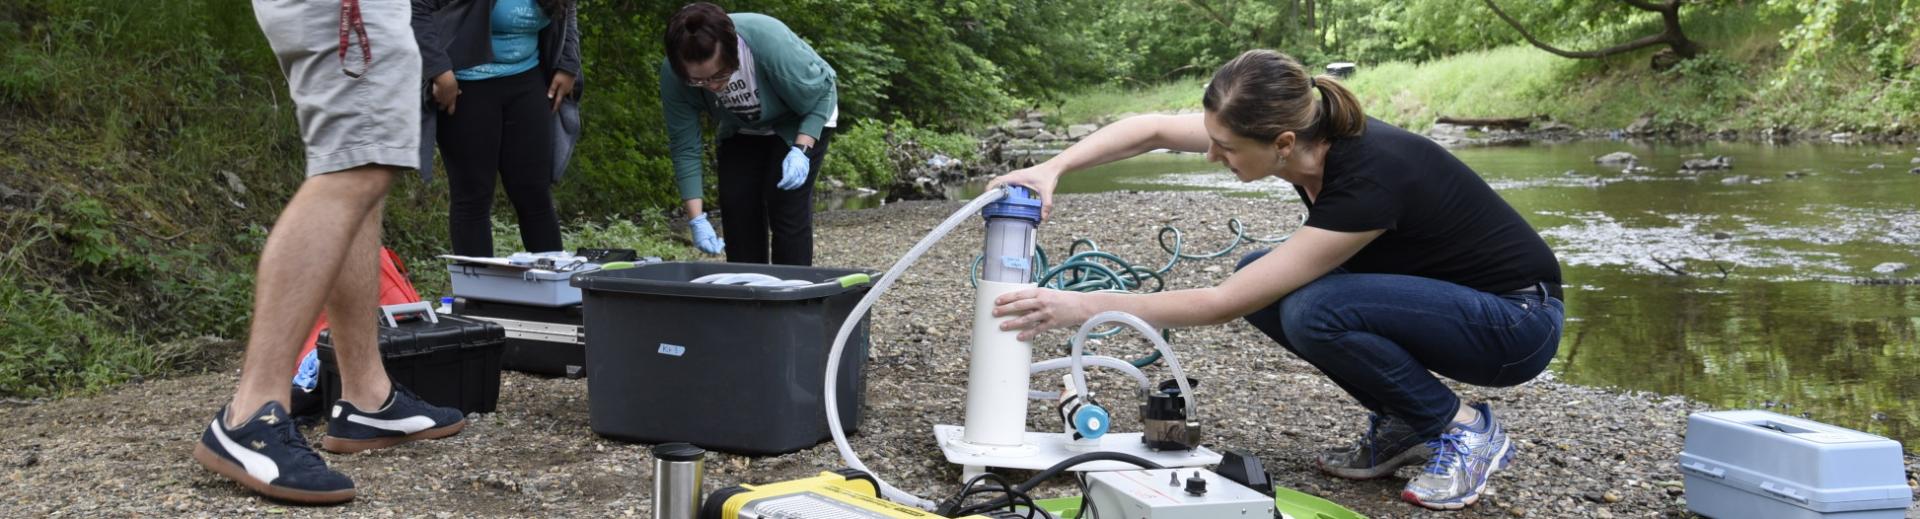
191;0;466;504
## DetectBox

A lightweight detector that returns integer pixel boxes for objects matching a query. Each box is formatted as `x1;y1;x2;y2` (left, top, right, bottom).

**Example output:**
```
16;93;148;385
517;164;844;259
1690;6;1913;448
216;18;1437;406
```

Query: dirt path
3;192;1914;518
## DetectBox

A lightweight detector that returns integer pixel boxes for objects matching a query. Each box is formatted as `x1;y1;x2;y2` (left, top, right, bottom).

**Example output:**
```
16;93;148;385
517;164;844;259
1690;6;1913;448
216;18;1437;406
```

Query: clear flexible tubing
1068;311;1196;422
1026;355;1150;400
823;188;1010;510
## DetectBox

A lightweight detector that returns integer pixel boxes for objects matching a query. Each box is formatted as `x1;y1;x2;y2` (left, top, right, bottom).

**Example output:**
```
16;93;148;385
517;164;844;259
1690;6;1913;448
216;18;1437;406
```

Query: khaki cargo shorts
253;0;420;176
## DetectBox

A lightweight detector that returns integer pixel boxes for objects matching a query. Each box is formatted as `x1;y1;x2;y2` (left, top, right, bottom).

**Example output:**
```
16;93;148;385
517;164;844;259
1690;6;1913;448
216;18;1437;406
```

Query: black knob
1184;471;1207;496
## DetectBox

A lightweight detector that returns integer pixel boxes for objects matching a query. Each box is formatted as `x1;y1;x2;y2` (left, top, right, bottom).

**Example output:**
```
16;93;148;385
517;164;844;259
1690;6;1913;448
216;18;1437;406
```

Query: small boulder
1067;124;1099;140
1868;163;1886;169
1625;115;1655;134
1872;262;1908;275
1595;151;1639;165
924;154;959;170
1682;155;1733;171
1830;132;1855;143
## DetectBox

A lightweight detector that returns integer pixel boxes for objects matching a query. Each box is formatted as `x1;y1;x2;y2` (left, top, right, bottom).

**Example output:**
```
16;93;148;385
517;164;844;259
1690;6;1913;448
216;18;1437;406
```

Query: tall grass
1046;78;1209;126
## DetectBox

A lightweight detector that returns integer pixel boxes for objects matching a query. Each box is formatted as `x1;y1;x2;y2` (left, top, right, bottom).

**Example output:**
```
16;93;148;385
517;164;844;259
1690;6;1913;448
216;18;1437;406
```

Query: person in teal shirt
413;0;582;257
661;2;838;265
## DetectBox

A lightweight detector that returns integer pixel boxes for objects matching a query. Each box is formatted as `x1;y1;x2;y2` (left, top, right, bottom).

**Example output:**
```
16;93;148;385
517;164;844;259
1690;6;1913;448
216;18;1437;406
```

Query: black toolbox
453;298;586;378
317;303;506;414
570;262;874;455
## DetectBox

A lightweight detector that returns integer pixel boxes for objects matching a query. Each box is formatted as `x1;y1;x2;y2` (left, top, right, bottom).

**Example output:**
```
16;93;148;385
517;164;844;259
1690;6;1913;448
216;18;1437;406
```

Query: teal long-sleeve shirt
660;13;838;201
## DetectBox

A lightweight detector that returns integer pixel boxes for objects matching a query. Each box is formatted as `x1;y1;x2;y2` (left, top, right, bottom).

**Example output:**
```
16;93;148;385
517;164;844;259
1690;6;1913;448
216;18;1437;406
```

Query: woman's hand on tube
993;287;1095;341
985;164;1061;220
431;71;460;114
547;71;576;112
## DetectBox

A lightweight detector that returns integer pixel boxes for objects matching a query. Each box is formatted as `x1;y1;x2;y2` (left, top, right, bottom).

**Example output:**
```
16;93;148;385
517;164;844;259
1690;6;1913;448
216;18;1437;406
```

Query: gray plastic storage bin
1679;410;1911;519
569;262;874;455
448;263;583;307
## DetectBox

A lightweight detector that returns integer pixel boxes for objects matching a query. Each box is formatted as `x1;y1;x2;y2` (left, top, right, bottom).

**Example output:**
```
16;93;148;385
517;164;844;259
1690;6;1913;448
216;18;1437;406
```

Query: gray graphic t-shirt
715;36;837;137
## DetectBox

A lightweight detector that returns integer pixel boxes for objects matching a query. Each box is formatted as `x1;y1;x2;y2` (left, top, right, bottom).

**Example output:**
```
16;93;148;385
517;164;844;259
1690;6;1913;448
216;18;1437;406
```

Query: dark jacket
411;0;583;182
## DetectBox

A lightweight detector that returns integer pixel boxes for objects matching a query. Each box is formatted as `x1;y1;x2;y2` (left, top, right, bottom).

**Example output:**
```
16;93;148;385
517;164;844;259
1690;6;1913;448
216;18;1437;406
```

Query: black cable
944;473;1061;519
953;452;1165;516
950;486;1051;519
1074;472;1099;519
941;473;1014;516
1015;451;1164;494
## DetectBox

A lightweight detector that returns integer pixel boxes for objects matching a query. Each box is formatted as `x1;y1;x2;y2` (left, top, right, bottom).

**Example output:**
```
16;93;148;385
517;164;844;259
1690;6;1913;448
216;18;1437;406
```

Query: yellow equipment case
700;469;993;518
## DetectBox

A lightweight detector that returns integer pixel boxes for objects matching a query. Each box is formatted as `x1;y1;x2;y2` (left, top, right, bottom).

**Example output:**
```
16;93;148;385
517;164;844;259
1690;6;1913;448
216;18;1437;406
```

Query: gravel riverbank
3;192;1914;518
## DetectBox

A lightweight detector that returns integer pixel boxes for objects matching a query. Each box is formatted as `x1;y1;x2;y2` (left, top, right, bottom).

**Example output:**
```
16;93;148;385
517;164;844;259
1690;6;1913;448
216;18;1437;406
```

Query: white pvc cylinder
963;279;1036;447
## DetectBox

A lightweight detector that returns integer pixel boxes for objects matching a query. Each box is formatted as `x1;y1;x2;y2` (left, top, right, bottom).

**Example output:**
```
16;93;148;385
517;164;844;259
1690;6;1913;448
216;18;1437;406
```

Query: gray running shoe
1402;403;1515;510
1317;413;1434;480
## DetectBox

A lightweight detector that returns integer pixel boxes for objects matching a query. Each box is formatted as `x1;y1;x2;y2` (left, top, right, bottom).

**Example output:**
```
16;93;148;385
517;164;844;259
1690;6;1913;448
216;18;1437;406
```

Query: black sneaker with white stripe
320;384;466;454
192;401;355;505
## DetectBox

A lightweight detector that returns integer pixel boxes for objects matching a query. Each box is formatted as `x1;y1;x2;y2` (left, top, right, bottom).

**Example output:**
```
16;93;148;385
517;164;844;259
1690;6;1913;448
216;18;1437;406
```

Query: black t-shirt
1294;118;1562;297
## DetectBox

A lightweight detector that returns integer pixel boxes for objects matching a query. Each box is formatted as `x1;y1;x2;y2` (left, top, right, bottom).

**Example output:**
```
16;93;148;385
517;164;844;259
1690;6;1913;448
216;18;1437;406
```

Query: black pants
437;68;562;257
716;131;831;265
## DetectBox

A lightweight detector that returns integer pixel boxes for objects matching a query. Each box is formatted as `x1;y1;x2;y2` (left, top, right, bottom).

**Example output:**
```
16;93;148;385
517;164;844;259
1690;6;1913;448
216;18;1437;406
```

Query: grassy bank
1047;7;1920;134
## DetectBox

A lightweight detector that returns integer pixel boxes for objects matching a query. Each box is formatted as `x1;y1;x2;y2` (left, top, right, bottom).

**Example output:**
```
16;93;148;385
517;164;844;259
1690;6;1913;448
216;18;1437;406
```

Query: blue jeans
1235;249;1564;439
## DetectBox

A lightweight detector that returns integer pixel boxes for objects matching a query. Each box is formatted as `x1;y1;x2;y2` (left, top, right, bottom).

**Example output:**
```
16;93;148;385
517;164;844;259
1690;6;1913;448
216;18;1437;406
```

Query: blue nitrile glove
688;213;725;255
777;145;810;190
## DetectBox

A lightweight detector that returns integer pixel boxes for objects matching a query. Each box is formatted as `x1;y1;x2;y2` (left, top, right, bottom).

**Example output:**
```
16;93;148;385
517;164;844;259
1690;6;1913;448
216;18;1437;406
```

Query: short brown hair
664;3;738;83
1202;50;1366;144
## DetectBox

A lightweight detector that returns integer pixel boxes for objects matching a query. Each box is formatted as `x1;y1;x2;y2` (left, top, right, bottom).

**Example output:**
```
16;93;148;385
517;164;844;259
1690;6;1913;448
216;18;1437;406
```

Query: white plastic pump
820;187;1218;511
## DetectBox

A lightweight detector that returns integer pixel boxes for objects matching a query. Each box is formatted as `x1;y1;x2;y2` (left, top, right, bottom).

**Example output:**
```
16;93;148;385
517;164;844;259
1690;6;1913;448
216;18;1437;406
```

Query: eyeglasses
684;67;735;87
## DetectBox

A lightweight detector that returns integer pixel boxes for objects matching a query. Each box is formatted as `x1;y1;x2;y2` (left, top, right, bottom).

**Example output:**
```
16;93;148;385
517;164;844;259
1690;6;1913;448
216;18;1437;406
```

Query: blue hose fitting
1072;403;1111;440
982;186;1043;224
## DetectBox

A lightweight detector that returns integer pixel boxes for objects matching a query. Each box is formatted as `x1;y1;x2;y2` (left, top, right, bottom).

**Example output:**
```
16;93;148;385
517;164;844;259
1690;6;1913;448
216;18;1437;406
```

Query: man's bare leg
314;189;467;456
225;166;395;428
326;196;394;411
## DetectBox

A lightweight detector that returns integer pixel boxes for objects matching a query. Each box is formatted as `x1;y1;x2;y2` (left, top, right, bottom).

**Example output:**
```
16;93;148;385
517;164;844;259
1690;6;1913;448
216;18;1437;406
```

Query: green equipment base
1030;485;1365;519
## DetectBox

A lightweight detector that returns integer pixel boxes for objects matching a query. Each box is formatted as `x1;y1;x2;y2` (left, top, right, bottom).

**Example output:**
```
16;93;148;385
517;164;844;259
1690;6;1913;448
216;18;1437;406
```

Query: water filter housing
979;186;1043;283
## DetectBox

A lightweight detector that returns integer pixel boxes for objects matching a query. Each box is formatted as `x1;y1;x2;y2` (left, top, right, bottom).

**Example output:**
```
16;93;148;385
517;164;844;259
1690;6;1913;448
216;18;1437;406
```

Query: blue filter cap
1073;404;1111;439
982;186;1043;224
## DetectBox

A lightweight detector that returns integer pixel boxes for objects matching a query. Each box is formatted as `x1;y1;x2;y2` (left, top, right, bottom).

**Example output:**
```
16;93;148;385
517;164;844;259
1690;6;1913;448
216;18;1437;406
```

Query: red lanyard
339;0;371;78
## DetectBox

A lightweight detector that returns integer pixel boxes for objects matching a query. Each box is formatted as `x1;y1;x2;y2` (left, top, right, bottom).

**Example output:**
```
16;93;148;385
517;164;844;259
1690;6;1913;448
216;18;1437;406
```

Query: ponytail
1310;74;1367;140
